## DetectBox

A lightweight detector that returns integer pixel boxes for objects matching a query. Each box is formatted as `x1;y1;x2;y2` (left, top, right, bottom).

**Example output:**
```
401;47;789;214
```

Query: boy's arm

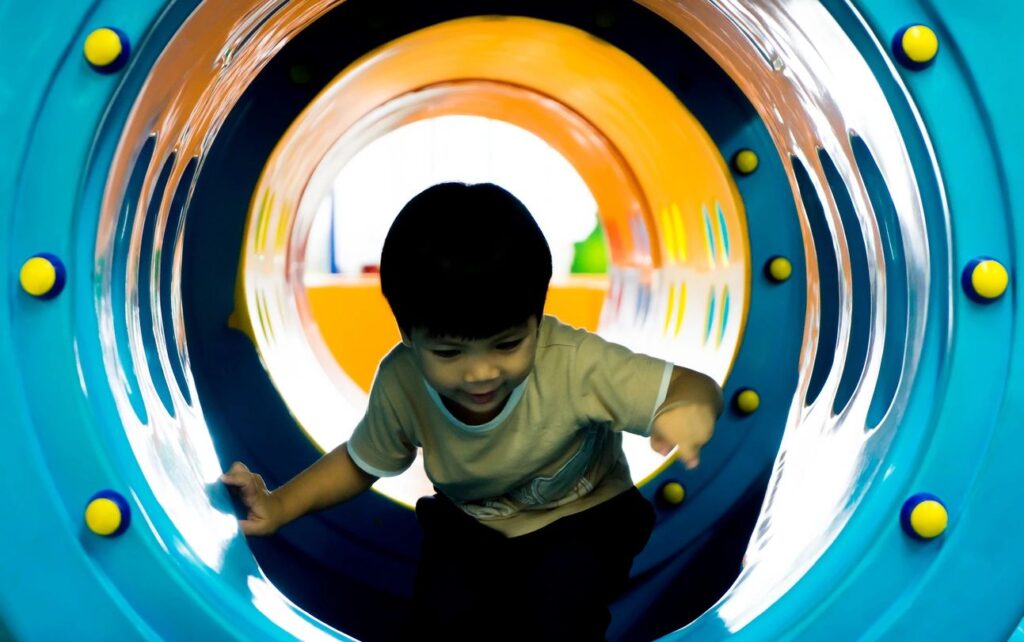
222;442;377;536
649;366;724;470
272;442;378;523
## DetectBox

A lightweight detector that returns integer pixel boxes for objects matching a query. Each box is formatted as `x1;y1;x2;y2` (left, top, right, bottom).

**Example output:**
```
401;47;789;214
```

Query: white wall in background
305;115;598;277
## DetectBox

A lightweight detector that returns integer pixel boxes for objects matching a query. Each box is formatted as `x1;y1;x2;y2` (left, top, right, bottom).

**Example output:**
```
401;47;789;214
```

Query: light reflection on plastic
636;0;931;632
247;576;345;642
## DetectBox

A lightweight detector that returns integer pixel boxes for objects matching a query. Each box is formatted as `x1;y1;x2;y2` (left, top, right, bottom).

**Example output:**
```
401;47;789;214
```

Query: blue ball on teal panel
900;492;948;540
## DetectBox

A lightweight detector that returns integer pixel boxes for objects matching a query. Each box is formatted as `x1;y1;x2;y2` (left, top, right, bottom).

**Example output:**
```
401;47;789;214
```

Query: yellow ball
909;500;948;539
84;28;123;67
901;25;939;64
661;482;685;505
768;257;793;282
85;498;123;536
736;389;760;414
734;149;759;175
19;256;57;297
971;260;1009;300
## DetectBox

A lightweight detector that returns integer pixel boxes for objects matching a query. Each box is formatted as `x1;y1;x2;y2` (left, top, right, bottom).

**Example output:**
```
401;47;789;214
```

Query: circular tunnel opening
93;0;936;640
248;17;751;513
222;15;760;636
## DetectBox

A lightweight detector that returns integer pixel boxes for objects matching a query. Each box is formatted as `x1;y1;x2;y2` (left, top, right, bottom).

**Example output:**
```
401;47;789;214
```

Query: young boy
222;183;722;641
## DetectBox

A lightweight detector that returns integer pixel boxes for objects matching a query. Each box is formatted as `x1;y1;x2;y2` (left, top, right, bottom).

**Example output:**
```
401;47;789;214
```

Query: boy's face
402;316;540;424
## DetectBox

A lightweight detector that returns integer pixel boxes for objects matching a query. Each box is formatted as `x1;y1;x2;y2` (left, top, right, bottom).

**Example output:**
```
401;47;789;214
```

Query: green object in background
570;220;609;274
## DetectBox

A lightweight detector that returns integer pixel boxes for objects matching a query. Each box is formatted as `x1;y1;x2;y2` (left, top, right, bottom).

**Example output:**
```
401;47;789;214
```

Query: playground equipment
2;1;1022;640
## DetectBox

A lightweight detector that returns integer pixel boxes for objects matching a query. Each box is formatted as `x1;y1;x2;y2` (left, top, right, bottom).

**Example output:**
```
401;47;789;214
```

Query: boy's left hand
650;403;717;470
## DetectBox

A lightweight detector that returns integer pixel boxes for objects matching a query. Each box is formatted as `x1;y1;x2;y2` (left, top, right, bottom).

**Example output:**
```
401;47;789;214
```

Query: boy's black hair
380;182;552;340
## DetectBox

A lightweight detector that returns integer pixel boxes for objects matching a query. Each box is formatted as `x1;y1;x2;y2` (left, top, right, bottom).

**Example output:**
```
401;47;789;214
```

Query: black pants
405;487;656;642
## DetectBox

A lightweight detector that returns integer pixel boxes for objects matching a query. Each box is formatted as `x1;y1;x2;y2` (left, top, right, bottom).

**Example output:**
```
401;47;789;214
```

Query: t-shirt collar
422;376;529;433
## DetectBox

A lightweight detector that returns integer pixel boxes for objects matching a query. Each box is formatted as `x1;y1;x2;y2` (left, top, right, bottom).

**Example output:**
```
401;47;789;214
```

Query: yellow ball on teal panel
910;501;948;538
734;388;760;414
766;256;793;283
962;257;1009;302
85;498;121;536
901;26;939;63
900;493;948;540
84;27;130;73
19;253;66;299
892;24;939;69
85;490;131;537
733;149;759;175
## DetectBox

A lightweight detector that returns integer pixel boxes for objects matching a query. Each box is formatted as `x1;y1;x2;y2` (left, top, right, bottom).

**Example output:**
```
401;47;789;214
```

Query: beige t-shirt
348;315;673;537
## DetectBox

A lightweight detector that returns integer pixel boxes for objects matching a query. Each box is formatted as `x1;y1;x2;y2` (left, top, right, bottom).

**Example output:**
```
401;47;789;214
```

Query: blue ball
33;252;66;300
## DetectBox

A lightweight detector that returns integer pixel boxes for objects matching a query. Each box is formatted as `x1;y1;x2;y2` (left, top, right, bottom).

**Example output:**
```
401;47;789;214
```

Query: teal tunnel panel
1;1;347;640
1;0;1022;641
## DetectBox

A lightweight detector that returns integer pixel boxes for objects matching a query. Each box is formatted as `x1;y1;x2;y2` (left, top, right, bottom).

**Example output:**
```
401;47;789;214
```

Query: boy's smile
403;316;540;425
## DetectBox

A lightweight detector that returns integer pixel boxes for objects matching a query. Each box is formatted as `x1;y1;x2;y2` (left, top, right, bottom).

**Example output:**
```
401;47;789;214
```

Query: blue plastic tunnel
2;1;1022;640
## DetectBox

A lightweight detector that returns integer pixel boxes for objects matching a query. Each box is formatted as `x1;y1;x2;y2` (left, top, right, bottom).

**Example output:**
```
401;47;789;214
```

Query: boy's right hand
220;462;284;536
